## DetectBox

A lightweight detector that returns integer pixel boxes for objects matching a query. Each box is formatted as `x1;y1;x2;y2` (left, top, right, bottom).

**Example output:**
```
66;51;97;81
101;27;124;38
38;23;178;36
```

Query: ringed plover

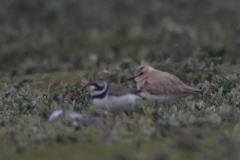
90;81;144;119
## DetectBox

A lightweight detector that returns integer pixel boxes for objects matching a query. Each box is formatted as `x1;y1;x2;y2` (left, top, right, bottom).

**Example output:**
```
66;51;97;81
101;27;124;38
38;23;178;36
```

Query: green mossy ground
1;0;240;159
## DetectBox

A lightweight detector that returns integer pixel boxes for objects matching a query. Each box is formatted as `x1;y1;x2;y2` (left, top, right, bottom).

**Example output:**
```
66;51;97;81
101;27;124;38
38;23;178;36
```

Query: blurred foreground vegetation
1;0;240;159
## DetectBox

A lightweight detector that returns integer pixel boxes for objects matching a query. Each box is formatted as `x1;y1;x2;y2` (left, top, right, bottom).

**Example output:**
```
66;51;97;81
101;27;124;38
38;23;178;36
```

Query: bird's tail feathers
183;87;203;97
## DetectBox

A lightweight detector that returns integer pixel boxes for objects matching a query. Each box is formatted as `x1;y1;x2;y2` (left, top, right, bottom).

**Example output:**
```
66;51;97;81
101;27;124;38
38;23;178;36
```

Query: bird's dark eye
139;72;144;75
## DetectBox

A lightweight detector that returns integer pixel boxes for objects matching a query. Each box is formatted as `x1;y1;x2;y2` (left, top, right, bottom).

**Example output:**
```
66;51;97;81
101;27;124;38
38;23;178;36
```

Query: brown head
128;65;154;83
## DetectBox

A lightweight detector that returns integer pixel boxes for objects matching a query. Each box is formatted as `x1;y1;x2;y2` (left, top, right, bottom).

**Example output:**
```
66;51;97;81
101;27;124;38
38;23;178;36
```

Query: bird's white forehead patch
90;86;96;90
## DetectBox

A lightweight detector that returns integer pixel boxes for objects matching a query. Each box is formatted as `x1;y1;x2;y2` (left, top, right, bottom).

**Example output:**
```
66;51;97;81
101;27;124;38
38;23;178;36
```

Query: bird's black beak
127;76;136;80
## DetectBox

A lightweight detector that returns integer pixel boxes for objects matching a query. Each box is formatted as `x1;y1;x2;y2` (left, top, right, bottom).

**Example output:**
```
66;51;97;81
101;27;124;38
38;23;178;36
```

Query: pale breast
93;94;141;112
137;80;145;90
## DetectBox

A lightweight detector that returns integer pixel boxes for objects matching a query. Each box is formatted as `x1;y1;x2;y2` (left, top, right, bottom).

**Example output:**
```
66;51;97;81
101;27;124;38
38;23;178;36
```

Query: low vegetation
0;59;239;160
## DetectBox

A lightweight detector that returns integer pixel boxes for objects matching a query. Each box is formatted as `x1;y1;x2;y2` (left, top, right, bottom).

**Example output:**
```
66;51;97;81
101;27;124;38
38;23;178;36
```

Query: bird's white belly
140;92;183;104
93;94;141;112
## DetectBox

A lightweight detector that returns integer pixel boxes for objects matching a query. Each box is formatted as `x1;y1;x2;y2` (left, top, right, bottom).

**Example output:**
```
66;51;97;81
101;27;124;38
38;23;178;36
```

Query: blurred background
0;0;239;77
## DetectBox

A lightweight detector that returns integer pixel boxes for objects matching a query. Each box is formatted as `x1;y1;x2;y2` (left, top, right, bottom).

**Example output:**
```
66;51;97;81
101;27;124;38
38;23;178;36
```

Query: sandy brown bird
90;81;144;119
128;65;203;105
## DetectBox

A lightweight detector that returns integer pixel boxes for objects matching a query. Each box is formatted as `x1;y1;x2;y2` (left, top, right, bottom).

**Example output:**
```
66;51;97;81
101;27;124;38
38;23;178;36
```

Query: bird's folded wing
108;84;138;96
143;73;185;95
